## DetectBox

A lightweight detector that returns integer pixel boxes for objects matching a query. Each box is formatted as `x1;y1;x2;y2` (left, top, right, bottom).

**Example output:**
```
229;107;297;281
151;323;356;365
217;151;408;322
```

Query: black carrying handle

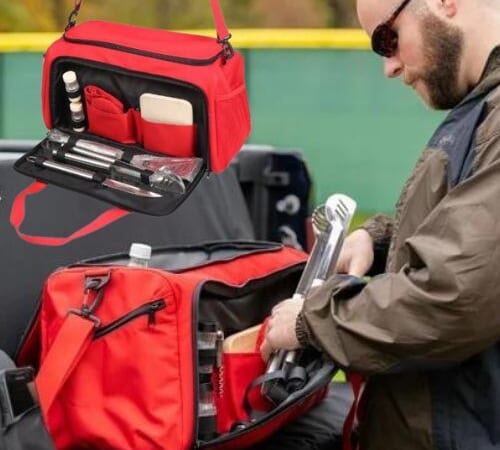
64;0;233;57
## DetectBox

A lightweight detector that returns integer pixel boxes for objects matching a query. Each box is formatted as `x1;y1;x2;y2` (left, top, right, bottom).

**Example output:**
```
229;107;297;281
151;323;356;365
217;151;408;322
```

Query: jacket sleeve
297;133;500;374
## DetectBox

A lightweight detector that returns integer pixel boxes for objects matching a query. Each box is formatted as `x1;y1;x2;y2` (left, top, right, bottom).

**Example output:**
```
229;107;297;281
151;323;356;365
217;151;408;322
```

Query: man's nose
383;56;403;78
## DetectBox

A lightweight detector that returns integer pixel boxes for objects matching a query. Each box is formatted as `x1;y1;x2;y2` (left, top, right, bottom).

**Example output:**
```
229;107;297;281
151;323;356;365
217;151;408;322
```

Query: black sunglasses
371;0;414;57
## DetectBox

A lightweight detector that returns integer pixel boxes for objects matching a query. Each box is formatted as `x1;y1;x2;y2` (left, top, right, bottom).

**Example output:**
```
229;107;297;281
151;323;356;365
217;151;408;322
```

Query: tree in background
0;0;359;32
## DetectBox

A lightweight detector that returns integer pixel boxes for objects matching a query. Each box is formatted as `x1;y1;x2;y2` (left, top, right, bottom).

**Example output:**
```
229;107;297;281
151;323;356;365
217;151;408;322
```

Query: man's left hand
260;297;304;361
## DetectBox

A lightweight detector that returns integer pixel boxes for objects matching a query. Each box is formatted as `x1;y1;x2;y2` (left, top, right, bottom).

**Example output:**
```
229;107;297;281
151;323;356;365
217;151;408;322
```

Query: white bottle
62;70;82;102
128;243;152;267
69;102;86;132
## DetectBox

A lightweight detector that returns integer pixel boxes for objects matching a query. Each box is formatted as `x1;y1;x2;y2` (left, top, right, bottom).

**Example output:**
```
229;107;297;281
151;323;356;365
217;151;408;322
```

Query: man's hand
260;297;304;361
335;228;374;277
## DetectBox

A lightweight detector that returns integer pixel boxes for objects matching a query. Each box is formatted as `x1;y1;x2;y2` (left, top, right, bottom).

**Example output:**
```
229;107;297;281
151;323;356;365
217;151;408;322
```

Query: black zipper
94;299;166;339
76;241;283;271
63;35;224;66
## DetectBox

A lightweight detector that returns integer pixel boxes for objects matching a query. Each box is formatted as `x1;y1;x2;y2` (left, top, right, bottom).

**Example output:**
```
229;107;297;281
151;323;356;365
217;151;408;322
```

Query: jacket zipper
63;35;225;66
94;299;166;339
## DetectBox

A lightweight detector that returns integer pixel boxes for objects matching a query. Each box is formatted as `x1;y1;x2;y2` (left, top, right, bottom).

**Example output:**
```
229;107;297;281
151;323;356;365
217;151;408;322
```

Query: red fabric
215;352;271;433
214;319;274;434
19;246;312;450
35;313;95;414
141;120;197;157
210;0;230;40
10;181;130;246
84;85;137;144
42;20;251;172
342;373;367;450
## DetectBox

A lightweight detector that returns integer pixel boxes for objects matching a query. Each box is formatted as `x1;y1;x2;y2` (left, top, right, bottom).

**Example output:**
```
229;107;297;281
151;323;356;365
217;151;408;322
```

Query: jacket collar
466;45;500;101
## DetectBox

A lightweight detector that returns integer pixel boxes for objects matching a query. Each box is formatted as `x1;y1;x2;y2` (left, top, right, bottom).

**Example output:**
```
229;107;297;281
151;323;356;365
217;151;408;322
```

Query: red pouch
84;85;137;144
215;321;273;433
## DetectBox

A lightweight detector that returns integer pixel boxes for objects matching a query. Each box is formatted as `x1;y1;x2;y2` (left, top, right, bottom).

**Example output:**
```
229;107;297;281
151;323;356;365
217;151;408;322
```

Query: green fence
0;30;445;214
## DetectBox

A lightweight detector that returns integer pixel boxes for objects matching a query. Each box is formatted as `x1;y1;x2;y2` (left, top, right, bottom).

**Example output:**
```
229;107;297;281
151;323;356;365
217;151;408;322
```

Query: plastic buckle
67;308;102;328
84;273;110;292
217;34;234;61
64;0;82;32
67;272;110;327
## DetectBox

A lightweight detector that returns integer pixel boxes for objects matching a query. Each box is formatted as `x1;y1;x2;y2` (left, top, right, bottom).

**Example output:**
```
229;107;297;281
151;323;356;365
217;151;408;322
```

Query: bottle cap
129;243;152;260
62;71;77;85
69;102;83;112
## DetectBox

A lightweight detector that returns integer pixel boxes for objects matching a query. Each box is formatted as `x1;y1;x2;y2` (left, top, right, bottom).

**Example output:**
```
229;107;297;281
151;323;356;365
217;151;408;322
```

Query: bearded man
261;0;500;448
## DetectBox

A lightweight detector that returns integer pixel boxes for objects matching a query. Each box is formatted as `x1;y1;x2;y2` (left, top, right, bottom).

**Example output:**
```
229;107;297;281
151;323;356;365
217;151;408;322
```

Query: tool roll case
16;241;335;450
14;0;251;218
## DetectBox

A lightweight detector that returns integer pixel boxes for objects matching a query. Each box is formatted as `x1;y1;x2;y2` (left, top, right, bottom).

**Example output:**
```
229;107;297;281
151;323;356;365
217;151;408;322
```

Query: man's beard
415;13;465;109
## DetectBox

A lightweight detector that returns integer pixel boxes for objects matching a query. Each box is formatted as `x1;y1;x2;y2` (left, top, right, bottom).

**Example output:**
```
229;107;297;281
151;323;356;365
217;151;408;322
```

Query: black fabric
0;351;55;450
231;147;312;250
248;382;353;450
0;409;55;450
0;147;254;357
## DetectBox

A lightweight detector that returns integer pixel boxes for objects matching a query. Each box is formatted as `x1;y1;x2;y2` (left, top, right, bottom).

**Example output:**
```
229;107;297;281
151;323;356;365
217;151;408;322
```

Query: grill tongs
261;193;357;404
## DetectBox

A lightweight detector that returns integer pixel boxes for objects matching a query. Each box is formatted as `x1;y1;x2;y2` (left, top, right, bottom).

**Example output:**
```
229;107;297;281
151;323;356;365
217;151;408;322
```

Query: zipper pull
147;299;166;326
216;329;224;398
216;329;224;368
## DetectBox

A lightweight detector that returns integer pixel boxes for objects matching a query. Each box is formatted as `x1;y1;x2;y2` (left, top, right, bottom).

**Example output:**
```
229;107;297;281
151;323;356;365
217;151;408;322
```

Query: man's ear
440;0;458;18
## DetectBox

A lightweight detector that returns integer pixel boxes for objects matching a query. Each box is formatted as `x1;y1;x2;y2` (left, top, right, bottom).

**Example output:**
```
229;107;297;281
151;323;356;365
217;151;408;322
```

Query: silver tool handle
53;149;147;184
71;146;117;164
34;157;96;181
53;150;111;171
47;129;125;159
264;194;357;386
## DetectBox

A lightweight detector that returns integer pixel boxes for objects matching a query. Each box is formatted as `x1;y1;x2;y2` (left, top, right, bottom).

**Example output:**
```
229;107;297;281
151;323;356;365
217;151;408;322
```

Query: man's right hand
335;228;374;277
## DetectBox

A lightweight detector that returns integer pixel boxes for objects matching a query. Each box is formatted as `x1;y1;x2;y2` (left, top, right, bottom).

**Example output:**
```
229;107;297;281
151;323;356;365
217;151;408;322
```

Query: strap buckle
217;34;234;61
67;272;110;327
65;0;83;32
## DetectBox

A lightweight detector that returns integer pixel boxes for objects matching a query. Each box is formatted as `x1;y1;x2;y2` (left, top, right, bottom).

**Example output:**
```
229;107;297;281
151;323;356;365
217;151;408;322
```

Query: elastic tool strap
35;313;96;414
244;361;310;415
244;369;288;418
10;181;130;246
342;373;366;450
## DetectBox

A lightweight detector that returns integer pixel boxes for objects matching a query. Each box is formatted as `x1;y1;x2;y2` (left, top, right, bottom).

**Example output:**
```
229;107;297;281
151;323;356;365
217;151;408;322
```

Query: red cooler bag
12;0;251;244
17;241;335;450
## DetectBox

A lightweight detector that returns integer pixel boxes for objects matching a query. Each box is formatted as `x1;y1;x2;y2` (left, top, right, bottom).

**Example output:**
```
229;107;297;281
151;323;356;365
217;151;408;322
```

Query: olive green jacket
296;47;500;450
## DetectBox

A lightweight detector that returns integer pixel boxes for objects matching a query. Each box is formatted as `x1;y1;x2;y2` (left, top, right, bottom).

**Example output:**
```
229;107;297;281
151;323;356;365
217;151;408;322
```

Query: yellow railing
0;29;370;53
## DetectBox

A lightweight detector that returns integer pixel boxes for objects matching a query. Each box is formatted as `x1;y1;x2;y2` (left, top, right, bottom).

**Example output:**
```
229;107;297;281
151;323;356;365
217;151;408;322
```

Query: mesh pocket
212;84;251;172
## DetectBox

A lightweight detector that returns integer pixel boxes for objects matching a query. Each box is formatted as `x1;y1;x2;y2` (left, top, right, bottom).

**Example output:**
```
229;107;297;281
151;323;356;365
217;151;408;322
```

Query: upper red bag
42;0;250;173
11;0;252;245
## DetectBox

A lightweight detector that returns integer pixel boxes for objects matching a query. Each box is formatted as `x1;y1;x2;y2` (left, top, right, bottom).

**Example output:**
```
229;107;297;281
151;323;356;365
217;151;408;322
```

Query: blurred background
0;0;445;218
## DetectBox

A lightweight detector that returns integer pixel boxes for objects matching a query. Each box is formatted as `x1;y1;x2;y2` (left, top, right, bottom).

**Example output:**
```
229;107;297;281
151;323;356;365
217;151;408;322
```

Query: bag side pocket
212;84;251;172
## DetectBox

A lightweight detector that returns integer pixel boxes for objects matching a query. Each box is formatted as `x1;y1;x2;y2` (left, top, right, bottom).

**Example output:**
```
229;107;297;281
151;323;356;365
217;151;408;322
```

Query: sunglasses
371;0;414;57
